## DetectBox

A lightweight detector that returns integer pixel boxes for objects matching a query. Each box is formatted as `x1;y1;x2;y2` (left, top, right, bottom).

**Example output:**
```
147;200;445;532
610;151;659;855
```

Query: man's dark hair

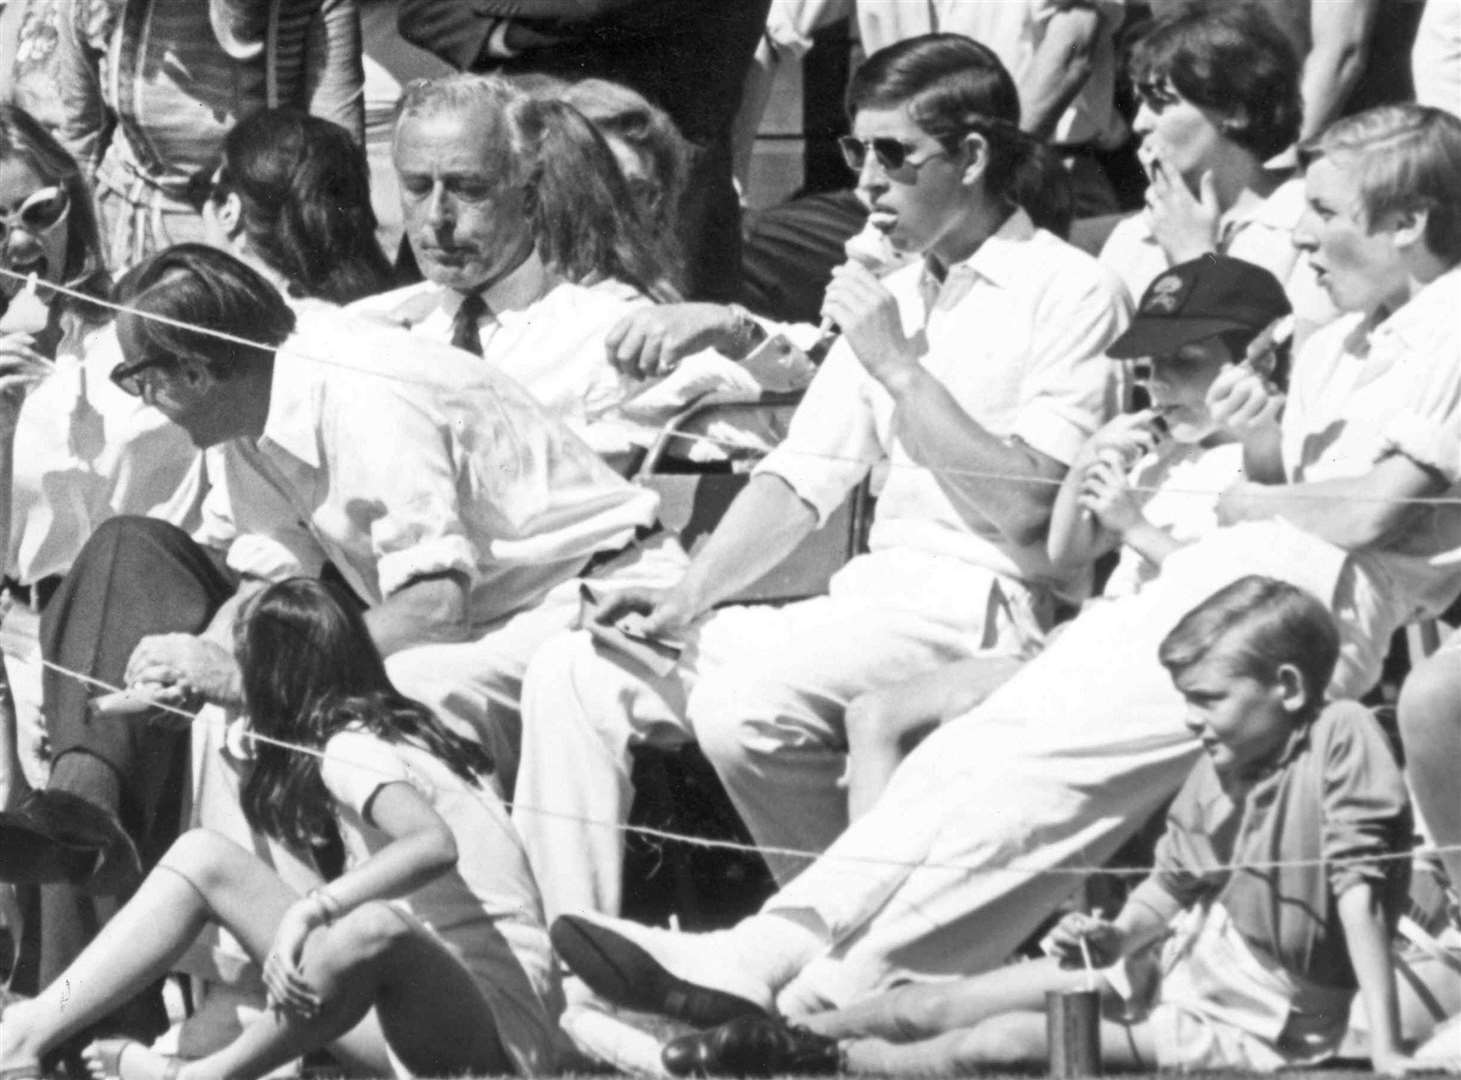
1129;2;1301;161
847;34;1029;202
113;244;295;380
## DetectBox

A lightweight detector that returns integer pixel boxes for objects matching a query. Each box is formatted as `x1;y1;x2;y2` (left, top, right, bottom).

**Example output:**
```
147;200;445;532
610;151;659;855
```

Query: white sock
722;909;829;992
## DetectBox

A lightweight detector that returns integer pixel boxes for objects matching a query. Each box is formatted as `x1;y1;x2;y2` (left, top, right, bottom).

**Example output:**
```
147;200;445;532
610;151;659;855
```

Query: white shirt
351;255;815;461
856;0;1127;148
1413;0;1461;117
321;728;560;1075
9;321;203;584
1101;441;1244;599
756;209;1127;594
1099;178;1335;332
194;301;658;627
1281;265;1461;623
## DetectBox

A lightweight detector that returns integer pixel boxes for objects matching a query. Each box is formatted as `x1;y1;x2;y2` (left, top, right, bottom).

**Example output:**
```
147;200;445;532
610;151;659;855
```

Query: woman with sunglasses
1098;2;1334;345
0;576;561;1080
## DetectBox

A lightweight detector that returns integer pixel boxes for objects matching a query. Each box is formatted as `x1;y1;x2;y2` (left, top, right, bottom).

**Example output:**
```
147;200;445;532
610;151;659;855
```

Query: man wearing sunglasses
512;34;1128;928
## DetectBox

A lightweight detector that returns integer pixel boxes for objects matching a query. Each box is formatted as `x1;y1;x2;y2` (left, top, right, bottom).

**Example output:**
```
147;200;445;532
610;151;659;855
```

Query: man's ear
958;131;990;188
1273;662;1310;715
1386;205;1430;252
217;191;244;236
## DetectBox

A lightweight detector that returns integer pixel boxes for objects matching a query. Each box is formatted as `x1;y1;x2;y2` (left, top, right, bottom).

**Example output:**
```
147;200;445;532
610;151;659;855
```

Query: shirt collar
1368;263;1461;354
1221;177;1303;235
918;207;1035;302
258;320;320;468
452;247;554;317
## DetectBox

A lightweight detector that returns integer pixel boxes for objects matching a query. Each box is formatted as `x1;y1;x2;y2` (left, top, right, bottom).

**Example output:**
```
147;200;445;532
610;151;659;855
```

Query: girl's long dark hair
218;109;394;304
237;578;494;853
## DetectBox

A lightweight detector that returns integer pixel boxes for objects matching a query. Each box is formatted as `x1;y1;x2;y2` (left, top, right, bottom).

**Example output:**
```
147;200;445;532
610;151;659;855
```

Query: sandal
83;1039;181;1080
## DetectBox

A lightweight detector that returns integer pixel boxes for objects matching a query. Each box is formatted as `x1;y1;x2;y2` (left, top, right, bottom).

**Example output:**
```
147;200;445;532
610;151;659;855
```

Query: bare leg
0;830;295;1071
843;1011;1156;1076
162;903;511;1080
802;956;1087;1041
844;656;1024;820
1398;647;1461;886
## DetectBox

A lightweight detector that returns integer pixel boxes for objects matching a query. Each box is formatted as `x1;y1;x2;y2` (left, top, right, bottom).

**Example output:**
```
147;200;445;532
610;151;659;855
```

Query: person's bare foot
83;1038;180;1080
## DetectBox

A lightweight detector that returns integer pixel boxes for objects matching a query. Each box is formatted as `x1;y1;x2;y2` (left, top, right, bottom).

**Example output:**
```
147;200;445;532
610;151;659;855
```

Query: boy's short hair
848;33;1028;202
1129;2;1300;161
1158;576;1340;698
1299;104;1461;264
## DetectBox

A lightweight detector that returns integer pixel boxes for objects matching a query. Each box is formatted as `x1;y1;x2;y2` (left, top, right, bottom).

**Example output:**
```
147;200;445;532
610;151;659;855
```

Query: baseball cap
1107;254;1291;360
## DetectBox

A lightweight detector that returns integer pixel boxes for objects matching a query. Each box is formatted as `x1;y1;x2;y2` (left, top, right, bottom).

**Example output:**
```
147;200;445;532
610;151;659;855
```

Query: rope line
12;265;1461;508
10;648;1455;882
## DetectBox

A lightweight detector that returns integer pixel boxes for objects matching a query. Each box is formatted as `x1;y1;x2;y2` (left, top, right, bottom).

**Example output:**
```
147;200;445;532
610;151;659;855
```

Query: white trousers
515;548;1050;922
762;522;1398;1008
386;535;688;796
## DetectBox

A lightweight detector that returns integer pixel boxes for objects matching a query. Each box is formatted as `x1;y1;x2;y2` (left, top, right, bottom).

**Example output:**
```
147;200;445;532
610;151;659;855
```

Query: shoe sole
552;916;768;1028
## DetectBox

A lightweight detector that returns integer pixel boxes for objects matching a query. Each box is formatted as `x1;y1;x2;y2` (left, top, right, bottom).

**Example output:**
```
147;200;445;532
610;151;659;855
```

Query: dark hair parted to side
1130;1;1301;161
216;109;393;304
847;33;1030;202
112;244;295;380
0;103;109;313
237;577;495;852
1300;104;1461;264
1159;576;1340;702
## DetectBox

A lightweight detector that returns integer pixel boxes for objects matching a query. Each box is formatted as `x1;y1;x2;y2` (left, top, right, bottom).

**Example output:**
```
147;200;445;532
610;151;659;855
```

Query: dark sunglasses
837;135;951;174
0;185;70;245
110;355;178;398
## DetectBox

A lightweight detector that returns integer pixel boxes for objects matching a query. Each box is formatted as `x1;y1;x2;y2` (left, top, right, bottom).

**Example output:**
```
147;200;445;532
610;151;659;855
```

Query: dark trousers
12;518;234;1043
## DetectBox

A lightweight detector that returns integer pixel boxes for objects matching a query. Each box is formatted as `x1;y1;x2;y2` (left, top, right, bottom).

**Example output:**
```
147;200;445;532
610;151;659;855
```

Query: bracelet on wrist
724;303;766;359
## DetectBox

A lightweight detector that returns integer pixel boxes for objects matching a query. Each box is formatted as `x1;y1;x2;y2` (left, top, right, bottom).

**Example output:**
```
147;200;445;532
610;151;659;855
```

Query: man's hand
1144;157;1220;266
588;584;700;643
606;303;761;379
1206;362;1284;440
821;261;921;394
124;634;244;710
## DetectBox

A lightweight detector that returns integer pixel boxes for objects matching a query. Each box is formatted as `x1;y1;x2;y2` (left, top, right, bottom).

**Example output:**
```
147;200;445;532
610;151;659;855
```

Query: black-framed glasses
110;355;178;398
838;135;951;174
0;185;70;245
183;164;227;214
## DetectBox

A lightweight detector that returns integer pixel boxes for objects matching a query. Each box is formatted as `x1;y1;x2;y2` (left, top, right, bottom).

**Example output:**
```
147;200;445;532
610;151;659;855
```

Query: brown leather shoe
0;790;140;893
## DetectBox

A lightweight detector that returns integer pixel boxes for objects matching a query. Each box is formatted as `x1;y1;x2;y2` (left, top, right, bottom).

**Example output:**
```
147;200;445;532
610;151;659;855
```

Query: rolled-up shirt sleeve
325;387;482;600
751;342;880;524
1320;703;1412;898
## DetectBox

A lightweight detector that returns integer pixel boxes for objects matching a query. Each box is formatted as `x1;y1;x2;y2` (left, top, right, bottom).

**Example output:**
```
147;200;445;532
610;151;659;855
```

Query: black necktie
450;293;488;356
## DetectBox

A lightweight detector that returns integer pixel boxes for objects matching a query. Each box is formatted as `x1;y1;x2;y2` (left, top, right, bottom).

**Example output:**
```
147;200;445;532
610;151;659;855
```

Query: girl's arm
265;781;456;1013
1337;881;1410;1075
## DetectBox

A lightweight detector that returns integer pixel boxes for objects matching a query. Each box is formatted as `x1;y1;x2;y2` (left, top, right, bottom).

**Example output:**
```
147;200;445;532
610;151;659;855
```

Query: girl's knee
1398;650;1461;739
159;828;249;890
320;902;414;969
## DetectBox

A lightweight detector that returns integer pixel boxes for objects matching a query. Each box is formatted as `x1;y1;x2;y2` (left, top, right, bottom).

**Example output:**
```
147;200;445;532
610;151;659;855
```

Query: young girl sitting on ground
0;577;562;1080
843;254;1289;818
666;575;1415;1076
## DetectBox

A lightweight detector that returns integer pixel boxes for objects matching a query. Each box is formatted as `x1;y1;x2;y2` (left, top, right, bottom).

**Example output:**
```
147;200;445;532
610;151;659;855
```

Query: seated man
515;33;1128;923
551;103;1461;1016
0;245;684;921
350;73;813;469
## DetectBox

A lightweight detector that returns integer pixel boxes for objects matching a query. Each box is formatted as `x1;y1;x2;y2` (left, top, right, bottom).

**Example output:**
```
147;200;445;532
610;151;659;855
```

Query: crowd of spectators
0;1;1458;1078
